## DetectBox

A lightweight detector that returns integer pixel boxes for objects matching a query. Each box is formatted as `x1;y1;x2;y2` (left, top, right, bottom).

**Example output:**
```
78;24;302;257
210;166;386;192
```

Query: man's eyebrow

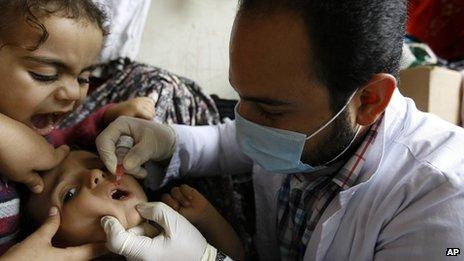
240;95;291;106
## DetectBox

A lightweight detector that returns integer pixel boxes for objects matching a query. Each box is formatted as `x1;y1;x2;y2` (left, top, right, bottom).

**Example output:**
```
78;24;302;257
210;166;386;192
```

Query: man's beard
301;109;358;166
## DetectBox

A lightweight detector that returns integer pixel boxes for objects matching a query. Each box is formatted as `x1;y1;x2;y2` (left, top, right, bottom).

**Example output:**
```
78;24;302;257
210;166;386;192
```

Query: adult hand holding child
0;113;69;193
1;207;106;261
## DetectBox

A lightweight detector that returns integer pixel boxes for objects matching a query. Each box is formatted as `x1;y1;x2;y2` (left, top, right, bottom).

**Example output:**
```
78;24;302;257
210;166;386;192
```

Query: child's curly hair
0;0;108;50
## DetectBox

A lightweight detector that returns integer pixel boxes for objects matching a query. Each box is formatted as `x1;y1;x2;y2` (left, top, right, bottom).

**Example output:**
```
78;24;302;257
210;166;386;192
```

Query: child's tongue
31;113;55;136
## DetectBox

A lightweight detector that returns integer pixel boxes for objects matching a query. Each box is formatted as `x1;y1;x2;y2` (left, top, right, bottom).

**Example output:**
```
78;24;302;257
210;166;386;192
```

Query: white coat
158;89;464;260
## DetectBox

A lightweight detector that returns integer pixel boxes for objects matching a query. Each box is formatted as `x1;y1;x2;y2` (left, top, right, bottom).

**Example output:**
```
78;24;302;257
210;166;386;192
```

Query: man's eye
29;71;58;82
257;107;284;121
63;187;77;203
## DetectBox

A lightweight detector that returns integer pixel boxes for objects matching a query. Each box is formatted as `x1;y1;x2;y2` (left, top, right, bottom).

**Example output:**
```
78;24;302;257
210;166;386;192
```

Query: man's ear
355;73;396;126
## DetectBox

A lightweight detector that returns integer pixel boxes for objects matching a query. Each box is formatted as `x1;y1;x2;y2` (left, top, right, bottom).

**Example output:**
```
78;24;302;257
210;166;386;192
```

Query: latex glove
96;116;177;178
101;202;217;261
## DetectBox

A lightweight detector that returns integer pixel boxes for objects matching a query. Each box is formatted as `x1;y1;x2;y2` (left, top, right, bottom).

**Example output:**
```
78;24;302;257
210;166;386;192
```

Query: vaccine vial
115;135;134;184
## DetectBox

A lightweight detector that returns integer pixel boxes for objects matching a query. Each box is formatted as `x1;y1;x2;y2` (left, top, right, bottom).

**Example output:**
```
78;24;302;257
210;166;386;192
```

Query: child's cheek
126;207;144;229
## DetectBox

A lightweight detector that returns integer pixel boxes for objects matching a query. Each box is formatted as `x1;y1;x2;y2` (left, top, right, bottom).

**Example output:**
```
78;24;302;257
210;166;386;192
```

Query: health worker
96;0;464;260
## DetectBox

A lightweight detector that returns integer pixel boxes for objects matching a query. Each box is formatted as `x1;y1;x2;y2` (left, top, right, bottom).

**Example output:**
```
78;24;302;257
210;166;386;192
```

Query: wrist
193;203;219;229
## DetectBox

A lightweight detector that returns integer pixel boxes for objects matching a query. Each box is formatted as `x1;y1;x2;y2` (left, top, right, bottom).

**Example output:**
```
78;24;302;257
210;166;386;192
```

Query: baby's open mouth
110;189;130;201
31;111;69;135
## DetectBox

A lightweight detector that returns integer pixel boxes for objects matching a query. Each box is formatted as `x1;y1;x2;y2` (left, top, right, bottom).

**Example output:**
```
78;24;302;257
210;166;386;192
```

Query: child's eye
29;71;58;82
63;187;77;203
77;77;90;85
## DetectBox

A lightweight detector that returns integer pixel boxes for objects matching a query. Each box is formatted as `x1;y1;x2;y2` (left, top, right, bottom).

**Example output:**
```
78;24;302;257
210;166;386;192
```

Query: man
96;0;464;260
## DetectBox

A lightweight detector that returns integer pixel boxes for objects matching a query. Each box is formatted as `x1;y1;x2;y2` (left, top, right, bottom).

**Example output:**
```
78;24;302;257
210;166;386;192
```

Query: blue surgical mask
235;92;360;174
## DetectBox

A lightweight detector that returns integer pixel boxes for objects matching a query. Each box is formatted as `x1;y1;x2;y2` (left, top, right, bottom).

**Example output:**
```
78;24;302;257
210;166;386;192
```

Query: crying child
22;150;244;260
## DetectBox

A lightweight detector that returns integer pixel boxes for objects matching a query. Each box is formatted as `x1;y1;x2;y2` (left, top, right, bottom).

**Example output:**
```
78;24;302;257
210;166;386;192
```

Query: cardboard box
399;66;463;125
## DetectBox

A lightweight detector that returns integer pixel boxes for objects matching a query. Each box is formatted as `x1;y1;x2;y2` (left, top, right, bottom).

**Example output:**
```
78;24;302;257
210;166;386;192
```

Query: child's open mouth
30;111;69;135
110;188;131;201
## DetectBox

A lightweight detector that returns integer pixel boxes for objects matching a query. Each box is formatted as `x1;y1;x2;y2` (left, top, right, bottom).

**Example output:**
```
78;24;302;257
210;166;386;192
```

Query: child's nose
54;82;81;102
88;169;106;189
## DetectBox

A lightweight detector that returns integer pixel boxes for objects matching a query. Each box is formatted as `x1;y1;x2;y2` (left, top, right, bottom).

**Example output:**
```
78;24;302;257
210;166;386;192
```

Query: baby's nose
88;169;106;189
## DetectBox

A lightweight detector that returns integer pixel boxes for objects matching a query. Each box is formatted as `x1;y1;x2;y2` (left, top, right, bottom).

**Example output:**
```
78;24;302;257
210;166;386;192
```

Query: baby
24;151;244;260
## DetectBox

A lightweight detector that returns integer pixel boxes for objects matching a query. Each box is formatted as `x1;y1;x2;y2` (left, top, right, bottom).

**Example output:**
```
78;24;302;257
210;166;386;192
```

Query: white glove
101;202;217;261
96;116;177;178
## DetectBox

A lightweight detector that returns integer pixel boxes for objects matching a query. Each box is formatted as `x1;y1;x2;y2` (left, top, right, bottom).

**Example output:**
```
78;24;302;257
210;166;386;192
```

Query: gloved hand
101;202;218;261
96;116;177;178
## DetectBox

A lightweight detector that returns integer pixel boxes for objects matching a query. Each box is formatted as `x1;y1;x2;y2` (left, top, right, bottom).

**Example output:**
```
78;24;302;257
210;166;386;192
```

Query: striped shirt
277;117;383;260
0;179;20;254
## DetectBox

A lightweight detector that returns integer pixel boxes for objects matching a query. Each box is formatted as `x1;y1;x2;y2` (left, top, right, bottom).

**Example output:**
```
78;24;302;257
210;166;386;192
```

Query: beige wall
137;0;239;99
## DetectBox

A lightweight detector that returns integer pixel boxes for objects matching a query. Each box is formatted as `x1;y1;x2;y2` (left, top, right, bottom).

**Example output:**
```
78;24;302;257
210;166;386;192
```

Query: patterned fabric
277;116;383;260
59;57;219;128
0;180;20;255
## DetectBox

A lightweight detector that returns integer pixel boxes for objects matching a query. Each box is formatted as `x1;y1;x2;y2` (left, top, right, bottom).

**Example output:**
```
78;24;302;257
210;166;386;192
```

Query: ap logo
446;248;460;256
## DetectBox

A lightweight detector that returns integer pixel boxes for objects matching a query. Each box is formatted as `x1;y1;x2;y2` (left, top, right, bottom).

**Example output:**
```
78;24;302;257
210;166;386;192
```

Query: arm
144;120;253;190
172;119;253;177
96;117;253;188
196;205;244;261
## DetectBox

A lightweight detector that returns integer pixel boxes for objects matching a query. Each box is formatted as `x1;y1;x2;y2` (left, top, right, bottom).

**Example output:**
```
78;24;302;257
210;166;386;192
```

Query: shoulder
367;110;464;221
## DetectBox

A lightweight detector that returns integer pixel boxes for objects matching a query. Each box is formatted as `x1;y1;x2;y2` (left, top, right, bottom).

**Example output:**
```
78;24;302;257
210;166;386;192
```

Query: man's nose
88;169;106;189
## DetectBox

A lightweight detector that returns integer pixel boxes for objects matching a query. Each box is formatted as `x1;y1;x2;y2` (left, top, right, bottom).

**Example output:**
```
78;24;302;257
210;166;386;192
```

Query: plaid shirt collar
277;115;384;260
331;114;383;190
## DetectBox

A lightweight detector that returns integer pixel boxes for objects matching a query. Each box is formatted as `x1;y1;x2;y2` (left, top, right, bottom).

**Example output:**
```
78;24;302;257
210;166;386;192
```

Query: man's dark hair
0;0;108;50
238;0;407;110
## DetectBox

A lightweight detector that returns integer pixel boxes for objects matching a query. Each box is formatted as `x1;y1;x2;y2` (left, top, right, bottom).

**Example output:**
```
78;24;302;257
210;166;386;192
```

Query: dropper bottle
115;135;134;184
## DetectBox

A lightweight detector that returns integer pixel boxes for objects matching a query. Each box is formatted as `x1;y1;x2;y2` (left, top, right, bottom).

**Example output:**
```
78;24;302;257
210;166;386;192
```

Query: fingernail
32;185;43;194
49;206;58;216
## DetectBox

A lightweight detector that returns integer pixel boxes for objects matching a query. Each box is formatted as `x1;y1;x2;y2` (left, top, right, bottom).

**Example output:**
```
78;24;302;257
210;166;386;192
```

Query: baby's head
0;0;106;135
25;151;147;246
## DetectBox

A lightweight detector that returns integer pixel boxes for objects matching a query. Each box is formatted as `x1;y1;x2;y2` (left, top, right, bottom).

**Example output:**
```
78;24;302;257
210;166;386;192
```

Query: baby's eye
77;77;90;86
63;187;77;203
